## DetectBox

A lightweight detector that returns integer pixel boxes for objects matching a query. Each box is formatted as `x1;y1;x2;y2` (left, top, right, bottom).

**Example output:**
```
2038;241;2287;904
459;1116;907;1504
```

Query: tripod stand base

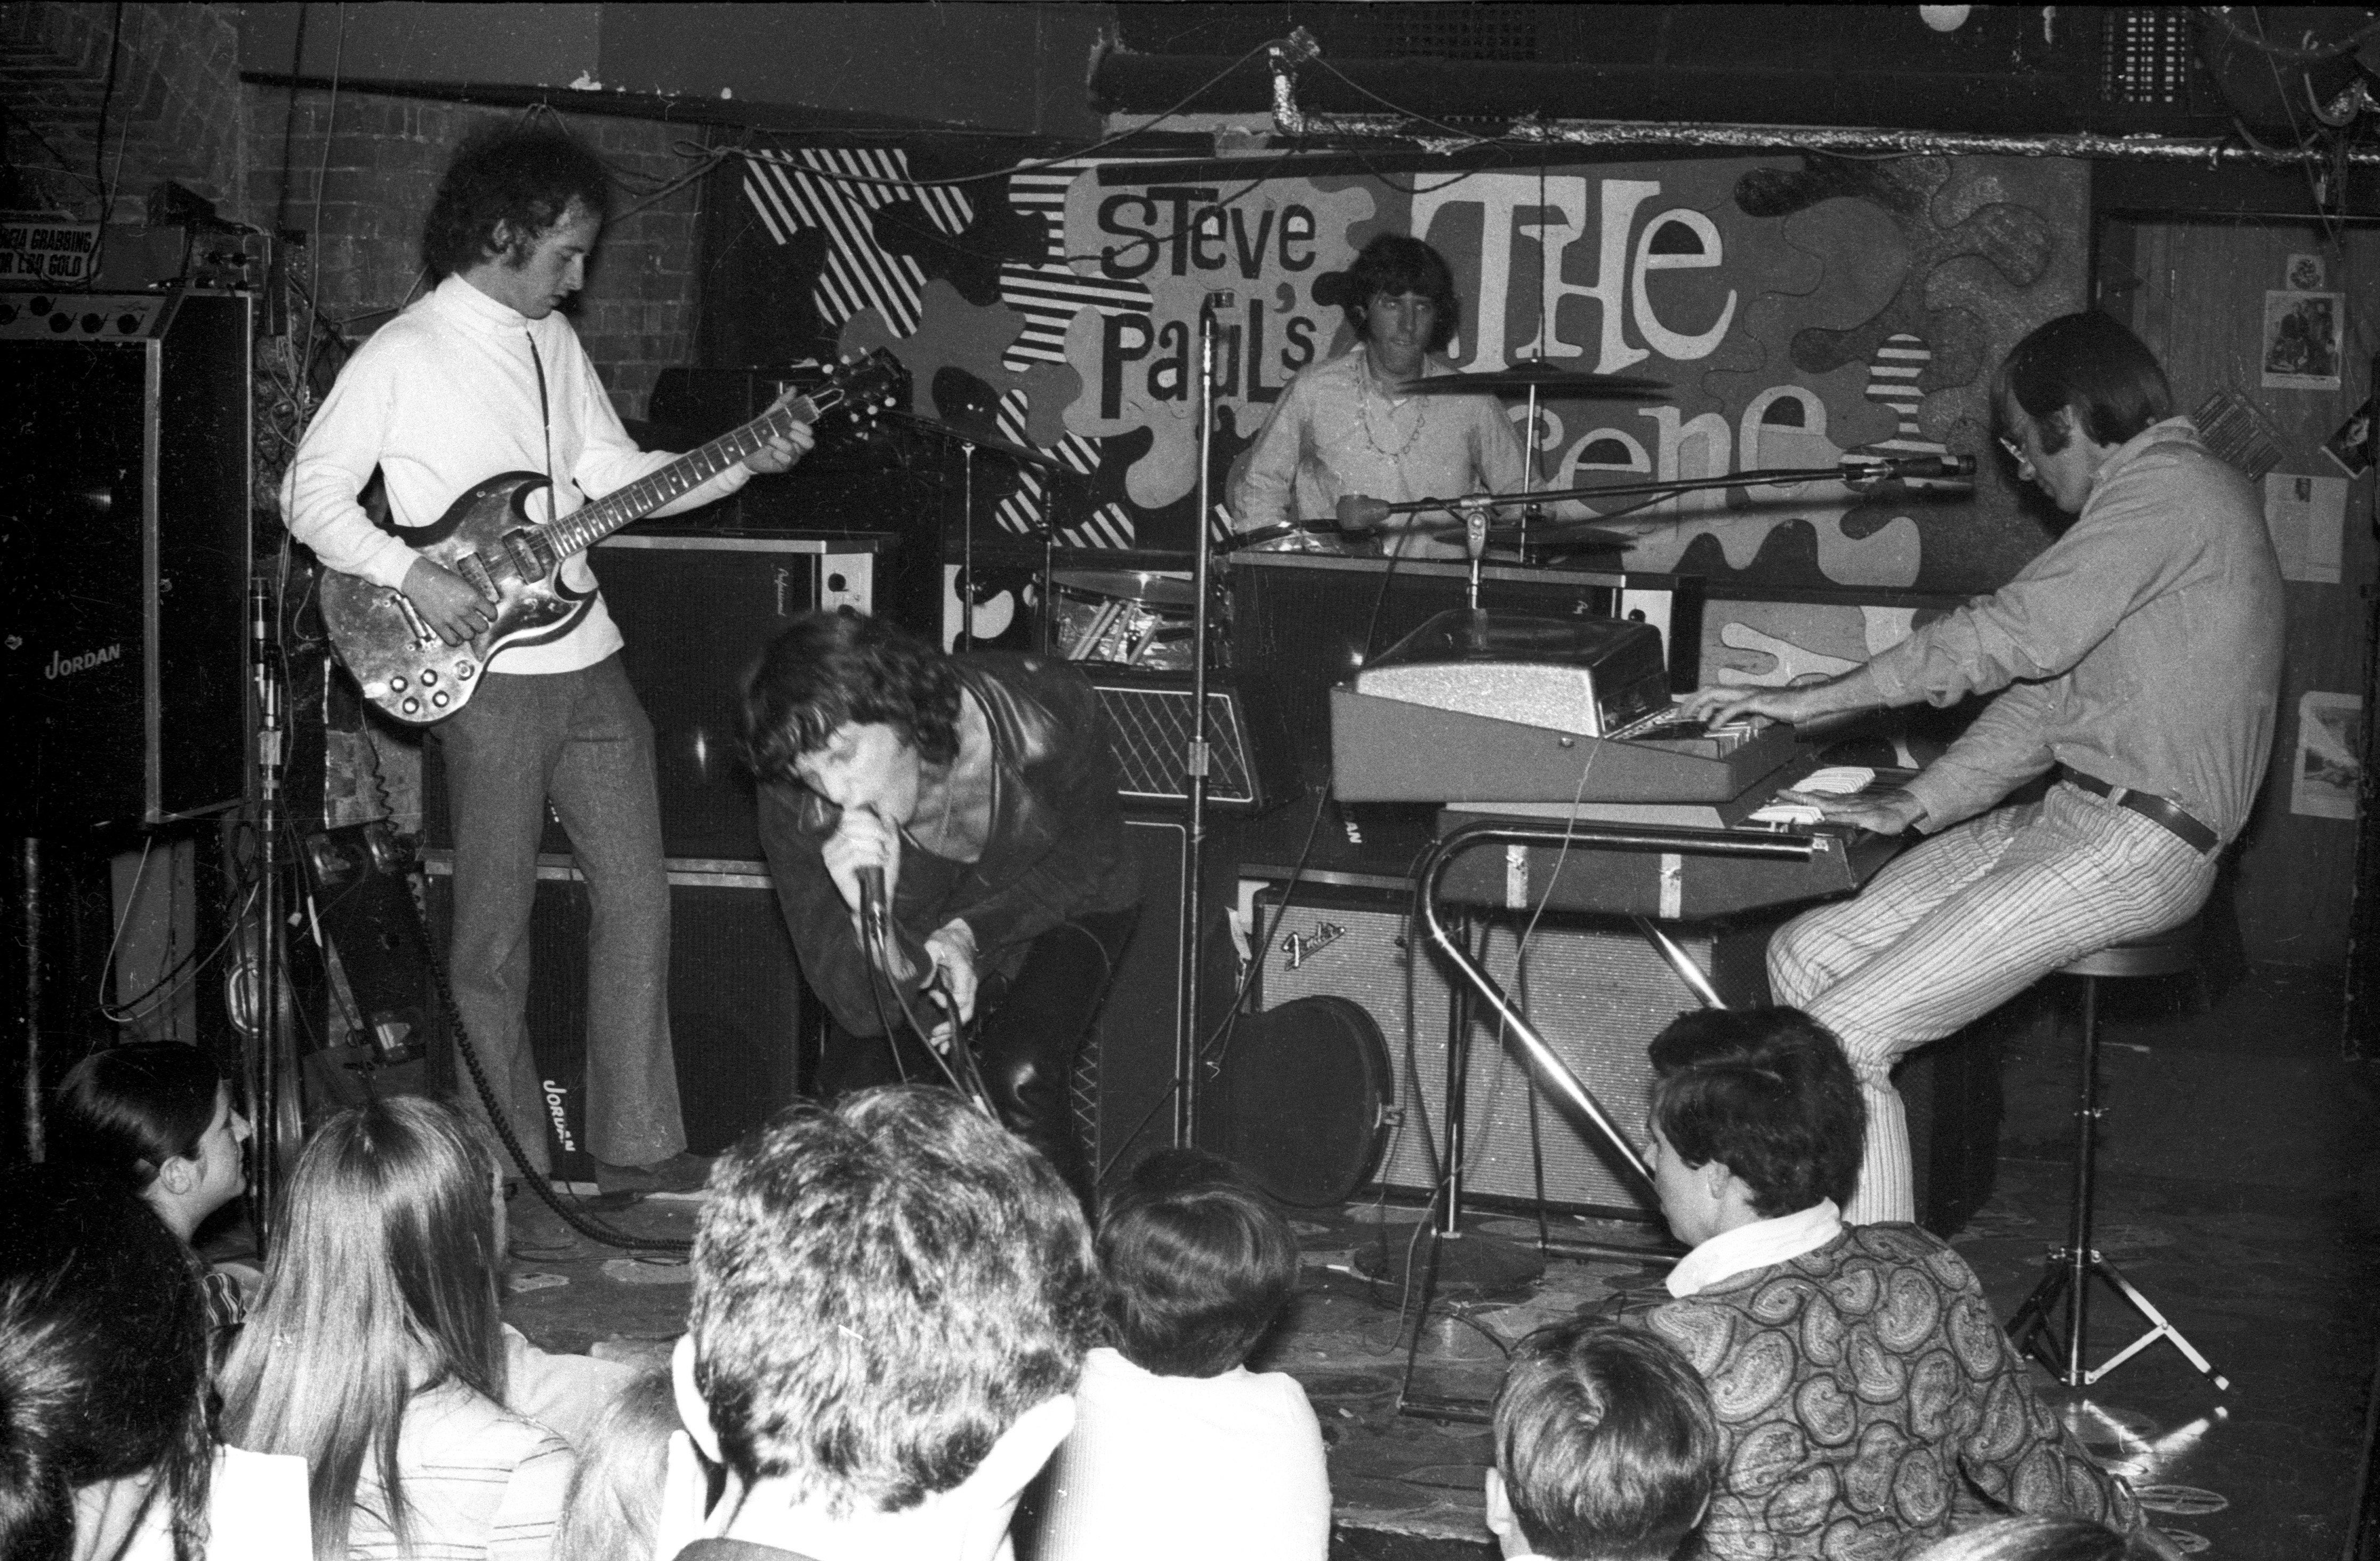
2008;1247;2230;1393
1355;1226;1546;1294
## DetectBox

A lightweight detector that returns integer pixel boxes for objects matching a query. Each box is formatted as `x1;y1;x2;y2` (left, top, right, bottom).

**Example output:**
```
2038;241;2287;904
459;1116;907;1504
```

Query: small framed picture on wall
2262;290;2345;391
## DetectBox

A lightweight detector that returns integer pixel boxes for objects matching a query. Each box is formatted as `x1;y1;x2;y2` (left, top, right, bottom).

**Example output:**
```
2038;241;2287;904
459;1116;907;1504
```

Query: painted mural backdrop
696;148;2086;595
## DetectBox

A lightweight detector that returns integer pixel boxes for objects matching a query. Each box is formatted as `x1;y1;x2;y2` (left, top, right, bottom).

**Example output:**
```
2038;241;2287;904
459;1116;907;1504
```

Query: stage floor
493;962;2378;1561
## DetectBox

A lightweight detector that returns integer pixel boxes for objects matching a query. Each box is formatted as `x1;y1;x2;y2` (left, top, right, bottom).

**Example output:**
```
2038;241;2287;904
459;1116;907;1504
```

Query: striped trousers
1768;783;2216;1225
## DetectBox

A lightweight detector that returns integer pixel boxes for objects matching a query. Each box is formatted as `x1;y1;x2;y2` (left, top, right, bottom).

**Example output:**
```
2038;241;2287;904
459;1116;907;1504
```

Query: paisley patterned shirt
1633;1222;2136;1560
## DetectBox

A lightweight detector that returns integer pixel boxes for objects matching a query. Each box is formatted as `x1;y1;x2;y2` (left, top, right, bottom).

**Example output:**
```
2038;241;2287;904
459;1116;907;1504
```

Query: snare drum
1050;569;1198;671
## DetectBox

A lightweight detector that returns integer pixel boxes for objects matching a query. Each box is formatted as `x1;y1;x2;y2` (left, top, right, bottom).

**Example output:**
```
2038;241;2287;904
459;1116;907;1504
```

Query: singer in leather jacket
746;611;1140;1203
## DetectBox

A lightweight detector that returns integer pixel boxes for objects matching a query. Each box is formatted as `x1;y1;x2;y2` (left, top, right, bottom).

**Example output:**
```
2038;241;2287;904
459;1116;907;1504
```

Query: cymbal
884;411;1061;470
1401;361;1669;399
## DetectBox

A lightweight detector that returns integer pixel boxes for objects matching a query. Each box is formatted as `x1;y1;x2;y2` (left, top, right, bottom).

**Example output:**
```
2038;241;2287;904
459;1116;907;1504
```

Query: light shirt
1231;348;1531;558
1665;1198;1844;1299
1867;417;2284;842
282;273;754;675
107;1445;312;1561
1039;1346;1331;1561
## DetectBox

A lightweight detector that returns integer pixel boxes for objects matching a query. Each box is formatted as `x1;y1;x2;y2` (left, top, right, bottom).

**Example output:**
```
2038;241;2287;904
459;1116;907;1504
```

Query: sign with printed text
702;149;2088;592
0;216;98;284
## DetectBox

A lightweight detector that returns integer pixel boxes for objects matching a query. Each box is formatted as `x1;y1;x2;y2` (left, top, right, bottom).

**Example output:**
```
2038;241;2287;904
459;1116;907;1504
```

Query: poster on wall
2262;472;2347;583
2292;691;2363;821
2261;289;2344;391
696;146;2086;594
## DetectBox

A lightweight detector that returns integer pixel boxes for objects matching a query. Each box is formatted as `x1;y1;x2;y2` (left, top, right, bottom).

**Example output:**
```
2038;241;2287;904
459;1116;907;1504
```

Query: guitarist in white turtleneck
284;124;808;1234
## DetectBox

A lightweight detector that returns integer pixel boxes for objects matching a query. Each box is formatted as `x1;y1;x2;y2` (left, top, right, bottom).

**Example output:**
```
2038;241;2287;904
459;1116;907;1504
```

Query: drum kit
1047;360;1670;670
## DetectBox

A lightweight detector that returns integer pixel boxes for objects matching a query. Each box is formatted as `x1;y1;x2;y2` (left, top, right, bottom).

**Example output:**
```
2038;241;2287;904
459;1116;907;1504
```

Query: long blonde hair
218;1097;506;1559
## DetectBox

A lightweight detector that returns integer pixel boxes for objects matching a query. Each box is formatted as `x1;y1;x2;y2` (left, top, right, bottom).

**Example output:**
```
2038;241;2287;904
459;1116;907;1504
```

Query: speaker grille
1258;903;1716;1219
1092;681;1261;808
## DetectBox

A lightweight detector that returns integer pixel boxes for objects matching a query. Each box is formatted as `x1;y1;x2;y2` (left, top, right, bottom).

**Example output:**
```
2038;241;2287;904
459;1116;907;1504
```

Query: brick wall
5;4;710;424
1;2;245;221
244;88;712;421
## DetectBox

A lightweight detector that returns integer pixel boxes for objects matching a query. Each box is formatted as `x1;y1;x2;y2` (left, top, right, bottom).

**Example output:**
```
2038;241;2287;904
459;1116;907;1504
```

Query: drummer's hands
1776;784;1927;836
822;808;901;920
741;389;816;476
1679;681;1825;729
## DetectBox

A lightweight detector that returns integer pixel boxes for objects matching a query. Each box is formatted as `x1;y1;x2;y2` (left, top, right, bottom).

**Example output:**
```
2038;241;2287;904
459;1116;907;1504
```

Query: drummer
1230;235;1532;559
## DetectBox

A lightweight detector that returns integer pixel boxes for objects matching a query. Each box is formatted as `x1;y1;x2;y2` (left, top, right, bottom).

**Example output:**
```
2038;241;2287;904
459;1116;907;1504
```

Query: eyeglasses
1998;436;2031;470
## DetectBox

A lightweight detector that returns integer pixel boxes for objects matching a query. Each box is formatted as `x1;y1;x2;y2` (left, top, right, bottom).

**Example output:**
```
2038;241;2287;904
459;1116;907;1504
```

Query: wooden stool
2006;916;2230;1393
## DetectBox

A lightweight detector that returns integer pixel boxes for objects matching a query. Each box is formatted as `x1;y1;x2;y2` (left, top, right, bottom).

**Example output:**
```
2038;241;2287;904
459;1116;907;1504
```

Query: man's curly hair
421;123;612;279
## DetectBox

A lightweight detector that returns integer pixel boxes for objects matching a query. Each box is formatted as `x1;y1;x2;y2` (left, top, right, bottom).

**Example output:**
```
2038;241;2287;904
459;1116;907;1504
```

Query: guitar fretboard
541;389;845;557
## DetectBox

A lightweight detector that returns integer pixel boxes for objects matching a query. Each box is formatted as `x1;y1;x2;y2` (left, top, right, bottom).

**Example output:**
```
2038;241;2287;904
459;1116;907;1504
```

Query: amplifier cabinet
1252;889;1770;1220
3;292;251;829
1069;812;1241;1193
1086;670;1297;815
424;852;805;1182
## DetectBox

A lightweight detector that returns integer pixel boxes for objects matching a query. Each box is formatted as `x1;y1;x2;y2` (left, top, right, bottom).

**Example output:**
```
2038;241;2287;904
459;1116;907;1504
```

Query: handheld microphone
856;864;890;947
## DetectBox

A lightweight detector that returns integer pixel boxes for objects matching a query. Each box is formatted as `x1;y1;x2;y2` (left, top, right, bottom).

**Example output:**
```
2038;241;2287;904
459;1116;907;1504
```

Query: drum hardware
1051;568;1203;671
1396;361;1671;399
883;410;1060;652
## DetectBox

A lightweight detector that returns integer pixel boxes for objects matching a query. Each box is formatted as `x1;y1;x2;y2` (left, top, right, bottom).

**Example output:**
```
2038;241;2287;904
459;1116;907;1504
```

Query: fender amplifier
1087;669;1296;815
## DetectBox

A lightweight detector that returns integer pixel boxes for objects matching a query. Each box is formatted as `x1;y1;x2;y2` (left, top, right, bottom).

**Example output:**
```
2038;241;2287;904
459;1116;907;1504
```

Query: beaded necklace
1358;360;1429;460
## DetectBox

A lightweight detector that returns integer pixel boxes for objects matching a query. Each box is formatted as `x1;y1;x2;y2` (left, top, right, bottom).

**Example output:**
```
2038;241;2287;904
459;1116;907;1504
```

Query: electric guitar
318;350;902;724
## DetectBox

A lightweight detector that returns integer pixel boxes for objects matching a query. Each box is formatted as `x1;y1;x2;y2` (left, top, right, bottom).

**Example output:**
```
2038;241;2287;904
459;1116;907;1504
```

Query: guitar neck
541;389;843;556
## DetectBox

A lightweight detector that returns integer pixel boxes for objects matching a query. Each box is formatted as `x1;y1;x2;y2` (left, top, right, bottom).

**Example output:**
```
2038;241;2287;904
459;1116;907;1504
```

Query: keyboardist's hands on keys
1779;784;1926;835
1678;681;1826;728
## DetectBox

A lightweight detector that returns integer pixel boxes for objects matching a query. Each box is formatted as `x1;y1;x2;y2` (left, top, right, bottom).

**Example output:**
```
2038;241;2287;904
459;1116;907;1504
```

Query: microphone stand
1176;296;1226;1148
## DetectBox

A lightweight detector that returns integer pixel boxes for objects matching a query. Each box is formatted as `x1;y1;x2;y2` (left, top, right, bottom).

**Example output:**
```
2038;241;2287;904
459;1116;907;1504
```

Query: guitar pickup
455;552;499;599
504;532;555;578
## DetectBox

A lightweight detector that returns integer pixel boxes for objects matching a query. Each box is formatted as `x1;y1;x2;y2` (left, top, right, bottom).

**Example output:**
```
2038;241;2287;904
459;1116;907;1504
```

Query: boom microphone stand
1175;292;1232;1145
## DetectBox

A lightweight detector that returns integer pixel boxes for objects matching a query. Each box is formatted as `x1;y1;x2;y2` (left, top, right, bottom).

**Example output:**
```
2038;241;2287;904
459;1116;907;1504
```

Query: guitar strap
525;332;554;520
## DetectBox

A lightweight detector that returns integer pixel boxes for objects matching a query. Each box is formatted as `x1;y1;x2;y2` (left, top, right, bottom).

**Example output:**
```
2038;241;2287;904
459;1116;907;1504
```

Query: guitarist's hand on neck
401;556;498;646
742;388;818;477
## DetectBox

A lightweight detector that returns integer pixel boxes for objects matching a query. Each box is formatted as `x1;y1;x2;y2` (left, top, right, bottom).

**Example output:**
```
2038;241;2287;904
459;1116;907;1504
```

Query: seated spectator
46;1042;255;1354
1485;1319;1718;1561
668;1084;1102;1561
554;1371;678;1561
1911;1516;2168;1561
0;1166;308;1561
1039;1148;1329;1561
218;1096;576;1560
1628;1008;2140;1559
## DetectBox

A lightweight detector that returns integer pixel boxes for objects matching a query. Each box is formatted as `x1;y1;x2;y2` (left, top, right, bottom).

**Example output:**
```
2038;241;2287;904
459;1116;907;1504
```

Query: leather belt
2056;767;2220;855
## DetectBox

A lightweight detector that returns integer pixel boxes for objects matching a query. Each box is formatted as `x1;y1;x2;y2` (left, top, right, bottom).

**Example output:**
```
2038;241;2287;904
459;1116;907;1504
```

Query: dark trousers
814;906;1140;1206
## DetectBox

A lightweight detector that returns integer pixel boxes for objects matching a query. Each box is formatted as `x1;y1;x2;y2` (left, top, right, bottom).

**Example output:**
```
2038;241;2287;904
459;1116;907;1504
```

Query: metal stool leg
2006;971;2230;1395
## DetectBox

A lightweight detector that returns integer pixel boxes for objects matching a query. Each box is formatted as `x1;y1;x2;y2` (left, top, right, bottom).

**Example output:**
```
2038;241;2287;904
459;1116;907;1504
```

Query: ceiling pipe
1262;29;2380;169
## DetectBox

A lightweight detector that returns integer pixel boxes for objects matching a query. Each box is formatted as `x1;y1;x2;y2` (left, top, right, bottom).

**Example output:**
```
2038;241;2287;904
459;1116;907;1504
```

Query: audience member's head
1486;1318;1718;1561
1908;1515;2158;1561
219;1095;506;1558
0;1167;214;1561
680;1085;1099;1552
1645;1008;1865;1244
554;1371;679;1561
47;1041;251;1242
1097;1147;1297;1378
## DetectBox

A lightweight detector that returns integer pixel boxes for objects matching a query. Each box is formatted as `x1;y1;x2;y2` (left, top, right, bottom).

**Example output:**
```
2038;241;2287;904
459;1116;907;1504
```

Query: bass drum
1219;995;1394;1208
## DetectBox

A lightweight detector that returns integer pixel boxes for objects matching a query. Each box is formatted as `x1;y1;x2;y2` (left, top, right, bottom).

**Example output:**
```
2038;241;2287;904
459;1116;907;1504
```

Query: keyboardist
1683;313;2284;1227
